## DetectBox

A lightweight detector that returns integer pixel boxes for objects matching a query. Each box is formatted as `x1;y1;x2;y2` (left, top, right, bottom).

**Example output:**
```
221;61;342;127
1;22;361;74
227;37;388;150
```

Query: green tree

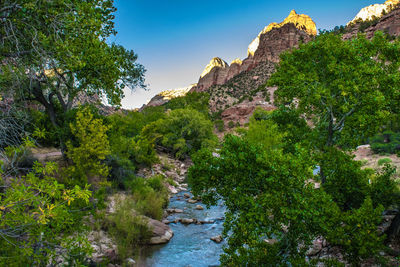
268;32;400;183
269;32;400;151
0;160;92;265
0;0;145;128
66;107;110;184
142;108;217;159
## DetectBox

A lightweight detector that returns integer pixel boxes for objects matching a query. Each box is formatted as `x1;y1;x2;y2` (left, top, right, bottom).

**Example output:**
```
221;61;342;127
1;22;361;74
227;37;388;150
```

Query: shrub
105;155;136;189
370;131;400;155
215;120;225;132
106;197;151;260
66;107;111;184
228;121;235;129
142;108;217;159
377;157;392;166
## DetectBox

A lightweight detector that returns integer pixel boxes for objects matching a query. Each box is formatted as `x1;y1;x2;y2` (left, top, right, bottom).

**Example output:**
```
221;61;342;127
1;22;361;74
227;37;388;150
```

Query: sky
111;0;381;109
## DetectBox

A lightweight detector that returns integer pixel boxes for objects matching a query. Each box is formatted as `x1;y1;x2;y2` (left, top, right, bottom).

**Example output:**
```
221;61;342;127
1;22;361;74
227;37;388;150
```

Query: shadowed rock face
195;57;230;92
344;6;400;39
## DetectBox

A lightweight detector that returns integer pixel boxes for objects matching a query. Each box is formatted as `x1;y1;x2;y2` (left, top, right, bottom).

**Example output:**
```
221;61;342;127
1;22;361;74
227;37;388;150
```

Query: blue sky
111;0;380;108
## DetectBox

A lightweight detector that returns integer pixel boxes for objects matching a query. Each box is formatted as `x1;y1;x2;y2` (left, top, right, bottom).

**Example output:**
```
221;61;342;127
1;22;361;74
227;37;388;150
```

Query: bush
370;131;400;155
377;157;392;166
142;108;217;159
106;196;151;260
126;176;169;220
215;120;225;132
66;107;111;184
105;155;136;189
228;121;235;129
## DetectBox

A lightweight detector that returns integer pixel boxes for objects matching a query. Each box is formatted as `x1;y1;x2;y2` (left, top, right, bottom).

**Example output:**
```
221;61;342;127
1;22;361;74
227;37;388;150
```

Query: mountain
144;84;197;108
344;3;400;39
192;10;316;93
348;0;399;25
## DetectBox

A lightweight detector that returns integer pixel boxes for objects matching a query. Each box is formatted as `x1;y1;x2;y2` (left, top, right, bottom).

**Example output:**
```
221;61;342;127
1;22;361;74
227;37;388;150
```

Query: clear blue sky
111;0;380;109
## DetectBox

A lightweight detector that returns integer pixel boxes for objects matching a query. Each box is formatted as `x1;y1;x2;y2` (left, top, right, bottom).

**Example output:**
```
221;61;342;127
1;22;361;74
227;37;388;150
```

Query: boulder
195;205;204;210
181;218;195;224
187;199;198;204
183;193;191;198
211;235;223;243
147;218;174;245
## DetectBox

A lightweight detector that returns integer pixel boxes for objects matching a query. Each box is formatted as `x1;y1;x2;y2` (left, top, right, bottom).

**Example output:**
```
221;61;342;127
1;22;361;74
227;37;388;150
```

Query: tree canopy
0;0;145;126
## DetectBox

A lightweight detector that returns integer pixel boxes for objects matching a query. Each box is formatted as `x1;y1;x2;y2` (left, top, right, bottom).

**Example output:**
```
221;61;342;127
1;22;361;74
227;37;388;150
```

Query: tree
0;159;92;265
268;31;400;183
269;32;400;150
142;108;217;159
66;107;110;184
0;0;145;128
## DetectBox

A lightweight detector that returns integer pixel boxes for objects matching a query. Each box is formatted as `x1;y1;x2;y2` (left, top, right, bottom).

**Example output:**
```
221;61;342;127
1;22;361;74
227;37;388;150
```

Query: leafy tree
165;92;210;115
142;108;217;159
0;161;92;265
66;107;110;184
269;32;400;151
268;32;400;184
0;0;145;127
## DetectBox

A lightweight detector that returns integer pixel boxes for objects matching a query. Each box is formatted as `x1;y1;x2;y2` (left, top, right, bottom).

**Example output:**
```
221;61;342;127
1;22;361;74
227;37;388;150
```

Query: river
138;190;226;267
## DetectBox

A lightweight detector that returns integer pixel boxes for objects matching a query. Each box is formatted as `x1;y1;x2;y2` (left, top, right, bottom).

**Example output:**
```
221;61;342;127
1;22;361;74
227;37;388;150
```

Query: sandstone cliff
344;5;400;39
192;10;316;93
248;10;317;57
348;0;399;25
145;84;197;108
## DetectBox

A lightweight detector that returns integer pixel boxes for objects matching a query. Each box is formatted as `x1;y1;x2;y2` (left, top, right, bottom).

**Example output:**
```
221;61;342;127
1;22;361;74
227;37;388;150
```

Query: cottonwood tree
0;0;145;127
268;31;400;181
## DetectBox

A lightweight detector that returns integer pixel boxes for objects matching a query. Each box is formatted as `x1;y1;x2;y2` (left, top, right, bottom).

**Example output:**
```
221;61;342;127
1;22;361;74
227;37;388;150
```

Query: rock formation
344;5;400;39
193;10;316;93
195;57;230;92
145;84;197;108
348;0;399;25
248;10;317;57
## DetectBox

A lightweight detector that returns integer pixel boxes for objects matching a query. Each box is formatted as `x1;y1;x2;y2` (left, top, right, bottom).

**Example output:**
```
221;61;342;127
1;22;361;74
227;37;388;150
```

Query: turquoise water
139;191;226;267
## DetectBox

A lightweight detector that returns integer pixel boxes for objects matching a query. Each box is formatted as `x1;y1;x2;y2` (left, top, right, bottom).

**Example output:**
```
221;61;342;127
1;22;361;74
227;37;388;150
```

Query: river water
139;190;226;267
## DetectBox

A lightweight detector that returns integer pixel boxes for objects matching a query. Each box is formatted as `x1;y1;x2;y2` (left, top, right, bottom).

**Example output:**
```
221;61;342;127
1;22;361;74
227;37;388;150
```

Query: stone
195;205;204;210
200;220;215;224
187;199;198;204
306;237;324;256
162;219;170;224
126;258;136;266
348;0;399;25
183;193;191;198
181;218;195;224
147;218;174;245
144;84;196;108
195;57;230;92
166;208;183;214
210;235;223;243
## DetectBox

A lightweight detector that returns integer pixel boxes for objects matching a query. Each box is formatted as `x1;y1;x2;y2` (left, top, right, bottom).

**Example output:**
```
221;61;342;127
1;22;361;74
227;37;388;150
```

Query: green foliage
269;31;400;150
321;148;371;210
142;108;217;159
127;176;169;220
370;131;400;155
370;165;399;209
214;119;225;132
105;155;136;189
378;157;393;166
1;0;145;130
326;197;385;265
165;92;210;115
66;107;111;184
227;121;235;129
105;196;151;260
0;161;92;265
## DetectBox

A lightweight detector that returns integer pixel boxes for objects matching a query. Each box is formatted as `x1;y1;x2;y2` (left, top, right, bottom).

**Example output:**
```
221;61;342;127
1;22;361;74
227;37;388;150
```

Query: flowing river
138;190;226;267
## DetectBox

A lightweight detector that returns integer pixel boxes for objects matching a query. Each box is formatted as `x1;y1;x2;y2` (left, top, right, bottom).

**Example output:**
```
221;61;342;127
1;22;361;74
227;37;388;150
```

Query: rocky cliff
348;0;399;25
248;10;316;57
344;5;400;39
192;10;316;93
145;84;197;108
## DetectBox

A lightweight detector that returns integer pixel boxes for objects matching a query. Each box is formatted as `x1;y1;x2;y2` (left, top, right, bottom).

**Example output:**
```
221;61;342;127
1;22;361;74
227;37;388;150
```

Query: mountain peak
348;0;399;25
248;10;316;56
200;57;229;78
